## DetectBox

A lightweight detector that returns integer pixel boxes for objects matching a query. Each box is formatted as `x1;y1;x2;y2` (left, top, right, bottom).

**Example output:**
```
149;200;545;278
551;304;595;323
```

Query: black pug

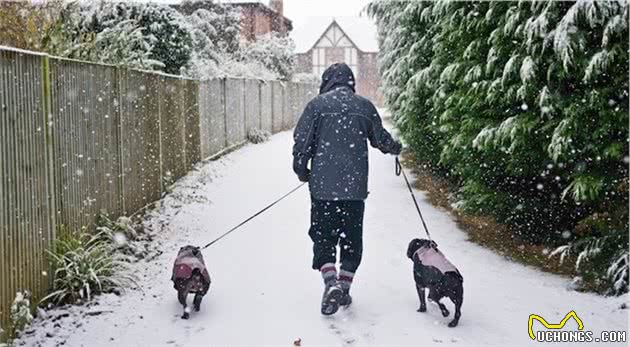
406;238;463;327
171;245;211;319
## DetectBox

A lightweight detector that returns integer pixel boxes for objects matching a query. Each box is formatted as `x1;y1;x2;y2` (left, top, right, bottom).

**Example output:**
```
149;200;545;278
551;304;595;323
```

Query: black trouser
308;198;365;273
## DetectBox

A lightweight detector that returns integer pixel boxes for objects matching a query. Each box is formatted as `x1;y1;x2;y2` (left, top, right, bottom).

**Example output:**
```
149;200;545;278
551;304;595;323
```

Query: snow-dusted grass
42;230;136;306
16;131;628;346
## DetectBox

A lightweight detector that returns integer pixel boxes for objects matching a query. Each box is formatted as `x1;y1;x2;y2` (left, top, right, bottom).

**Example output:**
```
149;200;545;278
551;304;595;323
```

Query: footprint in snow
328;322;360;346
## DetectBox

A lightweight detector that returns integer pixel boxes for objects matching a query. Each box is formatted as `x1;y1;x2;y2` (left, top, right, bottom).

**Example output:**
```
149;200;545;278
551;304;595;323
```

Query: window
312;23;360;78
312;48;328;76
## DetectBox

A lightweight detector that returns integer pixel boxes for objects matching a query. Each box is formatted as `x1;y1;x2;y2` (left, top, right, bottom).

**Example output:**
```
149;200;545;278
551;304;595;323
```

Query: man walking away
292;63;401;315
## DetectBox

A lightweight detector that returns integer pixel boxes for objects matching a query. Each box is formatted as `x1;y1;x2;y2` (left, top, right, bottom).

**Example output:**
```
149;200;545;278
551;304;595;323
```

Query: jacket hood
319;63;356;94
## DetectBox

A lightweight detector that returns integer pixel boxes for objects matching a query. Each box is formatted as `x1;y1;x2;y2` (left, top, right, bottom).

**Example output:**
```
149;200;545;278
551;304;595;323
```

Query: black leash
200;182;307;250
395;156;432;240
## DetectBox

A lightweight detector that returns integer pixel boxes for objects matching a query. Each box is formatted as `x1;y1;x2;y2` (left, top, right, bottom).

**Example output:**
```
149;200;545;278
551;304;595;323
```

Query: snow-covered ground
19;131;628;347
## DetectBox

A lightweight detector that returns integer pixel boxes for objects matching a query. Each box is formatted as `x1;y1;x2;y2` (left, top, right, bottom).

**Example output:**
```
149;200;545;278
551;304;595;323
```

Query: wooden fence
0;46;316;330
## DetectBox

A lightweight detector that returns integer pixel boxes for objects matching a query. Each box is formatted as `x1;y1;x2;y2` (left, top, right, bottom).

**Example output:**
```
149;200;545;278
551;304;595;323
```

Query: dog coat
414;246;459;275
172;248;211;284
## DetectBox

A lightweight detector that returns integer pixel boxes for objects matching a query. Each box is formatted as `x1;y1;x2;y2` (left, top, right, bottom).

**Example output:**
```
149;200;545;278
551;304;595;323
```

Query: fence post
180;78;187;170
116;67;126;214
157;75;164;194
242;79;246;138
270;82;275;133
41;54;56;287
222;78;228;148
258;81;263;130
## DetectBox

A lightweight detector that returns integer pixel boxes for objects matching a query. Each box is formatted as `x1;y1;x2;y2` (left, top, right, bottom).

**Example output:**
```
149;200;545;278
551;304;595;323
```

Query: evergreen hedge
368;1;628;293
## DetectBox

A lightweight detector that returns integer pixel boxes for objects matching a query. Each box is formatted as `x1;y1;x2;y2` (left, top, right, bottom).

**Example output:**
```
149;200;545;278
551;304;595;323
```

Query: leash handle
395;157;432;240
201;182;307;250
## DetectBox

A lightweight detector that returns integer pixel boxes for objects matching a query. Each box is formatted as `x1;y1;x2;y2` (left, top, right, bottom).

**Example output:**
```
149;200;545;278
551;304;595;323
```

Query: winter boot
338;270;354;307
320;281;344;315
339;287;352;307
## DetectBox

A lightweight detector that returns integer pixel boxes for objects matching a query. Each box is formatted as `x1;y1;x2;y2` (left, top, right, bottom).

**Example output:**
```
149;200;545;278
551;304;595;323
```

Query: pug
407;239;463;327
171;245;211;319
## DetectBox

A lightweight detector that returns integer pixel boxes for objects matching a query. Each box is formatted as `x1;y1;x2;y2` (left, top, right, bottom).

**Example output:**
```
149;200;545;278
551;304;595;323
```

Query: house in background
230;0;292;41
292;17;383;106
176;0;292;42
221;0;292;41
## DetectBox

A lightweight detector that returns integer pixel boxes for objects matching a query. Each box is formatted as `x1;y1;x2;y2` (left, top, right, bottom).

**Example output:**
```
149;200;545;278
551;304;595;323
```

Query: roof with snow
291;16;379;54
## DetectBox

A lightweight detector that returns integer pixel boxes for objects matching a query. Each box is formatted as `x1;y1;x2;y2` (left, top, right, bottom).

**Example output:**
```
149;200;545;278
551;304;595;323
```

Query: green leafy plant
246;128;271;144
1;290;34;344
95;214;150;259
550;227;628;294
42;231;136;306
47;1;191;73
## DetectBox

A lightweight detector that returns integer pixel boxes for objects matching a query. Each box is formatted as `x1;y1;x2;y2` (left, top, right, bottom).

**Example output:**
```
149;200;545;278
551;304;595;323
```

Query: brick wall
239;4;290;42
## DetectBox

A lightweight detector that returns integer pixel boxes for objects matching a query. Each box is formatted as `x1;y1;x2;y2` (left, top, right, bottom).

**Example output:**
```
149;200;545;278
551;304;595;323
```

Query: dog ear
407;239;421;259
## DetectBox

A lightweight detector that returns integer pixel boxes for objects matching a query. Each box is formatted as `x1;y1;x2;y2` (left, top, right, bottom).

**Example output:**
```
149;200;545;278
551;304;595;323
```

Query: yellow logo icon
528;311;584;340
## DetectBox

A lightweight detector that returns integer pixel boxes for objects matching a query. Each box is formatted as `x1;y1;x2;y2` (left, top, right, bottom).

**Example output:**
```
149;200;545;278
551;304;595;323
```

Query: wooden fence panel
244;79;260;133
199;79;226;158
271;81;284;133
260;82;272;133
225;78;245;145
49;58;122;231
183;79;201;169
285;83;299;130
159;76;186;184
118;70;162;215
0;49;54;327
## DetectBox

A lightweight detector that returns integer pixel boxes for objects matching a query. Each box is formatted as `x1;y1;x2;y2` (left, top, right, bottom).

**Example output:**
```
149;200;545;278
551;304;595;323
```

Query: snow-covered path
24;131;627;347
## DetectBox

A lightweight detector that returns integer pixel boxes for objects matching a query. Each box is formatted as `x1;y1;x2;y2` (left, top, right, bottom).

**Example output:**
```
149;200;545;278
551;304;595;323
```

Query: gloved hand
293;154;310;182
298;169;311;183
391;141;403;156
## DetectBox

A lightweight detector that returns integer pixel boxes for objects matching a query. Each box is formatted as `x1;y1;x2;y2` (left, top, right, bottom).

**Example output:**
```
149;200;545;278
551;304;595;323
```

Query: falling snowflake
113;232;128;246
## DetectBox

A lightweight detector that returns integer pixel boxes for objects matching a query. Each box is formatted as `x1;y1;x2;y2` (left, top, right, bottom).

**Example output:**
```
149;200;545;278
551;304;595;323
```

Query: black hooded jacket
292;63;401;201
